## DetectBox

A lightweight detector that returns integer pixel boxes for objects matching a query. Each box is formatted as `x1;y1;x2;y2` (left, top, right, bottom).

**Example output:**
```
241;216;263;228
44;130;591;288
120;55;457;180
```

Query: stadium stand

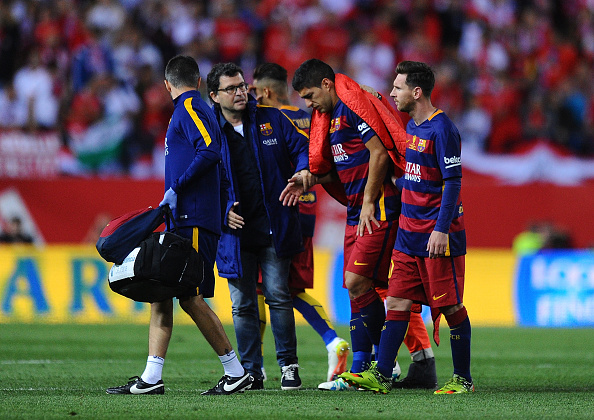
0;0;593;179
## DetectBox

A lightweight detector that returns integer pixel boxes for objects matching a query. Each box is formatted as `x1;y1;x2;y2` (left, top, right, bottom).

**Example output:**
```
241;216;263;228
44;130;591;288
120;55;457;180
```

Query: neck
171;86;194;100
276;96;291;107
330;89;339;109
264;95;290;108
410;99;436;126
221;107;244;126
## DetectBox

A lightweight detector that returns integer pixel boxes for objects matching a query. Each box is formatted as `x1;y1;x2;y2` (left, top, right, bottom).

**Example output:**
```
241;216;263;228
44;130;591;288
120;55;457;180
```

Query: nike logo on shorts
353;260;368;266
432;293;447;301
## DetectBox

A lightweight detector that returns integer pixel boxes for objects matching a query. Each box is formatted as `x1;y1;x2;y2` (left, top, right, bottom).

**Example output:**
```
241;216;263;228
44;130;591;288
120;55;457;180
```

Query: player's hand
359;84;380;99
159;188;177;210
227;202;244;229
300;169;317;192
280;172;308;206
358;201;380;236
427;231;448;258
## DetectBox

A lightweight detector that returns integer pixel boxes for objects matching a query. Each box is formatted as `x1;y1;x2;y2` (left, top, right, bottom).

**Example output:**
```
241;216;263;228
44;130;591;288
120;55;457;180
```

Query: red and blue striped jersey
395;109;466;257
330;100;401;226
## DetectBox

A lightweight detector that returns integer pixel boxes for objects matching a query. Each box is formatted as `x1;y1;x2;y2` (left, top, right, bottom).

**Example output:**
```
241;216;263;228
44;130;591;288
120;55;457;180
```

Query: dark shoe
393;357;438;390
281;364;301;390
201;370;253;395
248;375;264;390
106;376;164;394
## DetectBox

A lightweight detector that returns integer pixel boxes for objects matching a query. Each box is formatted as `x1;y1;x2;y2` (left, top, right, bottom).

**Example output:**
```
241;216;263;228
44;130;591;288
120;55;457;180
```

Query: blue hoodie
215;97;309;279
164;90;224;235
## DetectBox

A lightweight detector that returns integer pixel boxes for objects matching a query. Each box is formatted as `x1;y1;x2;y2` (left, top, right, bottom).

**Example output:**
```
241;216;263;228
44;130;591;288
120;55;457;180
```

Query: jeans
227;244;297;377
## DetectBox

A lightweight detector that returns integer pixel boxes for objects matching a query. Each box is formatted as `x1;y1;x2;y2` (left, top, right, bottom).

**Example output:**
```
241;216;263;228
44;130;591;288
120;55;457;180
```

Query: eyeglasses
217;82;249;95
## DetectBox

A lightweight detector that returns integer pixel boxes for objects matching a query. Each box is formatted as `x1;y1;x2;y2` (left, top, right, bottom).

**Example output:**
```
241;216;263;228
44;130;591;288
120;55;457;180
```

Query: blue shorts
173;226;218;299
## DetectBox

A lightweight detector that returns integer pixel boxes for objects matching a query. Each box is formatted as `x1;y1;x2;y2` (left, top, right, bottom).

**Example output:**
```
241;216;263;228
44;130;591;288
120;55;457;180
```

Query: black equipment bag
108;231;204;302
96;206;167;265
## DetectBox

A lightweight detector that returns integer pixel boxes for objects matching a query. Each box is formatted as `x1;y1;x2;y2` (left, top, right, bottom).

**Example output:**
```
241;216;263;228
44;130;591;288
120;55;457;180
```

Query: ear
264;87;271;99
322;77;334;91
412;86;423;100
209;90;220;104
197;76;202;90
164;79;172;93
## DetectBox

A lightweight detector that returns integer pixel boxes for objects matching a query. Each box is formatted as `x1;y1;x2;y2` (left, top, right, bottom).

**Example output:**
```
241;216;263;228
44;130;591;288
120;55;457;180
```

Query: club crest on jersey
330;116;348;133
259;123;273;136
417;139;427;152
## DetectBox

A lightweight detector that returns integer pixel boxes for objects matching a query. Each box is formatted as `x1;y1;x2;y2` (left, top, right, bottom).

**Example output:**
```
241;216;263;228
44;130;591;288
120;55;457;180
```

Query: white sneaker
318;377;354;391
327;338;350;381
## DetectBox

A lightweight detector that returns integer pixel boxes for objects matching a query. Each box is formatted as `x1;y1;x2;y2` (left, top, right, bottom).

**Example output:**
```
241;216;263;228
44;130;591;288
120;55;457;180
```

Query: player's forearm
434;177;461;233
363;149;389;204
314;169;339;185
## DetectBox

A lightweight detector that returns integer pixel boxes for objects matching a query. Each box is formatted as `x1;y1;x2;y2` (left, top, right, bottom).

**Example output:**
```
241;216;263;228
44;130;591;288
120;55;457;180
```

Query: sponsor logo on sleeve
299;192;316;203
444;155;461;168
357;122;370;136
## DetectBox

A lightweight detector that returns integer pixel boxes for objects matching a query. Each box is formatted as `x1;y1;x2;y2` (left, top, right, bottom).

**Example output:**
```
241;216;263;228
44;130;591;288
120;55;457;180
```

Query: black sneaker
248;375;264;390
393;357;438;390
280;364;301;390
106;376;164;394
201;370;253;395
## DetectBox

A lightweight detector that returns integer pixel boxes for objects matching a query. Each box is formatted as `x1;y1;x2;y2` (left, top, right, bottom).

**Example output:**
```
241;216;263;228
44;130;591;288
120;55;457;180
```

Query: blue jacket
215;97;309;279
164;90;224;235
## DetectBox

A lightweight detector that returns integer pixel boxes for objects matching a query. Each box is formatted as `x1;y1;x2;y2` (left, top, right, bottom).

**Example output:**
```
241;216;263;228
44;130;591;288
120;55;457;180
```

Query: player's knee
178;295;202;313
344;273;372;297
386;296;412;312
440;303;464;317
151;299;174;314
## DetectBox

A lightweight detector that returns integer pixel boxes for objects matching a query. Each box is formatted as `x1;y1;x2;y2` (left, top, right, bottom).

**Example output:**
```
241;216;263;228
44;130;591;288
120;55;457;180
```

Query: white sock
219;350;244;377
141;356;164;384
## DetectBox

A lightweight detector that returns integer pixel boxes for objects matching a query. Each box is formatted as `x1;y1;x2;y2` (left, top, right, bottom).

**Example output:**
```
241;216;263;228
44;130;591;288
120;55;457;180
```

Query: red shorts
288;236;314;290
343;220;398;288
388;249;465;309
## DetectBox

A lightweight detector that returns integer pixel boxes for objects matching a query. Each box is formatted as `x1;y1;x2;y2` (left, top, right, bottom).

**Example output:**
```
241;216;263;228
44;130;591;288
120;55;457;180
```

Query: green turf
1;323;592;419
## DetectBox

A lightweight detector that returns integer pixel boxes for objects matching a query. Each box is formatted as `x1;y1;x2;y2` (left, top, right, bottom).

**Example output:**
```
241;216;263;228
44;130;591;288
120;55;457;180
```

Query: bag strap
151;234;161;276
162;205;179;232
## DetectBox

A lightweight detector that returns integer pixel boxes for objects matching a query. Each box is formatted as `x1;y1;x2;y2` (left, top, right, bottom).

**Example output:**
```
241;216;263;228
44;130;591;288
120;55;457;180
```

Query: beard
396;98;415;114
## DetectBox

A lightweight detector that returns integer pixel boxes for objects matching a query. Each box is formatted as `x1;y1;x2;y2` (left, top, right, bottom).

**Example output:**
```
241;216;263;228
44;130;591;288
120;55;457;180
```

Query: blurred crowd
0;0;593;177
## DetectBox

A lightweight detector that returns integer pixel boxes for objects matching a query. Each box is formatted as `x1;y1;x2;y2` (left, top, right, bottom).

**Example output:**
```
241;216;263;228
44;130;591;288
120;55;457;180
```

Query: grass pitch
1;323;593;419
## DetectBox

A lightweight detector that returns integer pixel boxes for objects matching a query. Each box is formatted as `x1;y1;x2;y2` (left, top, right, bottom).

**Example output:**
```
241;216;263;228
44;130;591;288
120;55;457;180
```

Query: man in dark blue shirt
106;55;252;396
207;62;309;390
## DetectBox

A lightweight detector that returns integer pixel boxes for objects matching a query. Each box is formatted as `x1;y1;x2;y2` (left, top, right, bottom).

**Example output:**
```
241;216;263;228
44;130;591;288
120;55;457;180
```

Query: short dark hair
206;62;244;94
395;61;435;97
165;55;200;89
291;58;335;91
253;62;288;96
253;62;287;83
